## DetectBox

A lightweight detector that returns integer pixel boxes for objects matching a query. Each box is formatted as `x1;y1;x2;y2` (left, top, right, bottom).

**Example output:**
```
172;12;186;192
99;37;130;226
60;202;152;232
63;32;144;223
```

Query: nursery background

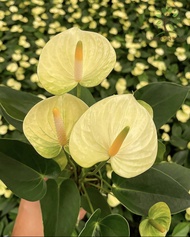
0;0;190;236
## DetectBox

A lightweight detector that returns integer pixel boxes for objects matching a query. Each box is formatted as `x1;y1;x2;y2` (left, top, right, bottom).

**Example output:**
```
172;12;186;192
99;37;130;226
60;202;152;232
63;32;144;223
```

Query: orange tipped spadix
53;108;67;146
108;126;130;157
74;40;83;82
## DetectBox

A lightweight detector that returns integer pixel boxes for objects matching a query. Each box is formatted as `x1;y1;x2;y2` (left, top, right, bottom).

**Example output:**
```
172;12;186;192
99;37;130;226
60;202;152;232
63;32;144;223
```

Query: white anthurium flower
37;27;116;95
69;94;158;178
23;94;88;159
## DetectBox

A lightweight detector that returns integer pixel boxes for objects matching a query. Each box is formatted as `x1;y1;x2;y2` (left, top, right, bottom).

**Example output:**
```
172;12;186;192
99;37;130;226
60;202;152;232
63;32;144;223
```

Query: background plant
0;0;190;236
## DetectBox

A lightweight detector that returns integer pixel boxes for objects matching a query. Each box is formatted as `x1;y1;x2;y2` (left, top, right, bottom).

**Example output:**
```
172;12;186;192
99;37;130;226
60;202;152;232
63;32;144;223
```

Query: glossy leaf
100;214;130;236
0;139;61;200
0;86;41;131
171;222;190;236
38;27;116;95
139;202;171;237
79;209;130;237
112;163;190;215
81;187;111;217
70;94;157;178
41;179;80;236
79;209;101;237
155;140;166;163
69;86;96;106
134;82;189;129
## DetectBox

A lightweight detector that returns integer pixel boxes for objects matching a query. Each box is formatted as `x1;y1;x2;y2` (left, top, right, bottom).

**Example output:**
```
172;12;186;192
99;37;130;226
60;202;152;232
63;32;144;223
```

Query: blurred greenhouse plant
0;0;190;236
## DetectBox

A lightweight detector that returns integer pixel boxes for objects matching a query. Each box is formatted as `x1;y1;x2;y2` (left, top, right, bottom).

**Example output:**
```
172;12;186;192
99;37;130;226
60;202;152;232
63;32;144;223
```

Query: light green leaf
134;82;189;129
172;222;190;236
41;179;80;236
137;99;153;118
139;202;171;237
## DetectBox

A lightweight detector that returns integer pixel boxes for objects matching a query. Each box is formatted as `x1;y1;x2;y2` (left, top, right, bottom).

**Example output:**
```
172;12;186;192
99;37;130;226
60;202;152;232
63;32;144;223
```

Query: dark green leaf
99;214;130;236
81;187;111;218
0;86;41;131
156;140;166;163
79;209;130;237
79;209;101;237
112;163;190;215
0;196;18;217
172;150;189;165
134;82;189;129
69;86;96;106
41;179;80;236
0;139;61;200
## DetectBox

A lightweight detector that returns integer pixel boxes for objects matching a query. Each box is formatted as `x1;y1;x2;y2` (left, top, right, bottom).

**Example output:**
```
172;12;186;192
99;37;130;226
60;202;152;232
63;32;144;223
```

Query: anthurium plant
0;27;190;236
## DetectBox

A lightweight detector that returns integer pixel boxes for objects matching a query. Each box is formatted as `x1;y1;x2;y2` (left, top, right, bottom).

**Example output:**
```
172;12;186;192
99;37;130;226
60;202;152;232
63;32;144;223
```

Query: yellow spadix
69;94;158;178
37;27;116;95
108;126;130;157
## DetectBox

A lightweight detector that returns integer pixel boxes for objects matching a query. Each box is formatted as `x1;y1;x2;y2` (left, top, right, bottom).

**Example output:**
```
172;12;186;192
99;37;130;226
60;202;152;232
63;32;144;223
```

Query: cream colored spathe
69;94;158;178
23;94;88;158
37;27;116;95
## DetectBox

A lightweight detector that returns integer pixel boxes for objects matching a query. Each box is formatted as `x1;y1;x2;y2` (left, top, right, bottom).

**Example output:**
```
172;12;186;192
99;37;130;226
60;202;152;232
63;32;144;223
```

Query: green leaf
139;202;171;237
41;179;80;236
0;86;41;131
99;214;130;236
172;222;190;236
69;86;96;106
112;163;190;215
134;82;189;129
0;139;61;200
156;140;166;163
79;209;101;236
79;209;130;237
81;187;111;218
0;196;18;217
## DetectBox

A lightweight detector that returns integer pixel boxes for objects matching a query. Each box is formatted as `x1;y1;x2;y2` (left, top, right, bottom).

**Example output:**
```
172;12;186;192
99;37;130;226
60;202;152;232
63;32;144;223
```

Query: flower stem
87;182;110;194
82;183;94;213
77;84;82;98
90;161;107;176
67;154;77;181
80;161;107;184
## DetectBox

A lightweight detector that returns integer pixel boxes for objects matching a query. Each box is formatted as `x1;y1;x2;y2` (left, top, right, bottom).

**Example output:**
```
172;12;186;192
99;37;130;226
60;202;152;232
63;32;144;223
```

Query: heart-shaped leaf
41;179;80;236
0;139;61;200
112;163;190;215
79;209;130;236
0;86;41;131
134;82;189;129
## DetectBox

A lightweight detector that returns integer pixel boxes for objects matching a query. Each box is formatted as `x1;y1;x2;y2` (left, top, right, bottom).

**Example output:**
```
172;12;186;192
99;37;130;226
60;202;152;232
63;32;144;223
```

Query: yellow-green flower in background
23;94;88;159
37;27;116;95
139;202;171;237
69;94;157;178
0;180;12;198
